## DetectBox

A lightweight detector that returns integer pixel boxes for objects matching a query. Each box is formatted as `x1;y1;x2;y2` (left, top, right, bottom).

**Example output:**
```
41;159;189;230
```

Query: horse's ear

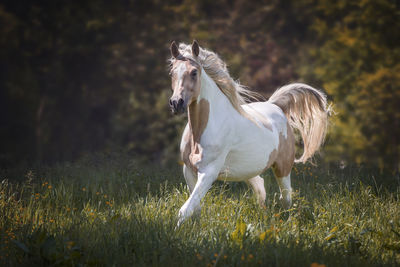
192;40;199;57
170;41;180;58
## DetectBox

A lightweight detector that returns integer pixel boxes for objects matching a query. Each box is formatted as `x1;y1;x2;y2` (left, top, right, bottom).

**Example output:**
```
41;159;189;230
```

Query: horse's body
168;41;329;226
181;101;291;182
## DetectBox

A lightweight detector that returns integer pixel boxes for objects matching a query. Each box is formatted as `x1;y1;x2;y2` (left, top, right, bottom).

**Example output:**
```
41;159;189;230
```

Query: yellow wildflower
259;232;266;241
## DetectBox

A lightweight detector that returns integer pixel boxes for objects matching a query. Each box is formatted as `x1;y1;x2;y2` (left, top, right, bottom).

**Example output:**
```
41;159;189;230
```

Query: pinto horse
168;41;329;226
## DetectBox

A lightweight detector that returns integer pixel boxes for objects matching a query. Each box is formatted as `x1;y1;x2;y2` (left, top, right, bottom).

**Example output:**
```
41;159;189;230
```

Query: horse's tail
268;83;330;163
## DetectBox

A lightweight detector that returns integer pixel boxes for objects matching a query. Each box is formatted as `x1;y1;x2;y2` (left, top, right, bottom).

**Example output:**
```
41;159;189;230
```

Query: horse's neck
187;72;243;143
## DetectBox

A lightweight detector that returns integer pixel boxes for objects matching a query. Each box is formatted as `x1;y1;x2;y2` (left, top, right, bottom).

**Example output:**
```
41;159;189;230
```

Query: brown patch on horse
181;129;192;168
181;99;210;173
273;123;295;177
189;99;209;142
265;148;278;170
264;123;295;177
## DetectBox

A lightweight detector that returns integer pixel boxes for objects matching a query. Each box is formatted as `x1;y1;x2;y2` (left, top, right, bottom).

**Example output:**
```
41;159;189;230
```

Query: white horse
168;41;329;226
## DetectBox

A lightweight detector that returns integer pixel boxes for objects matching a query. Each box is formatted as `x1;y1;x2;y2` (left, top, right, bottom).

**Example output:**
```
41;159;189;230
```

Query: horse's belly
218;143;275;181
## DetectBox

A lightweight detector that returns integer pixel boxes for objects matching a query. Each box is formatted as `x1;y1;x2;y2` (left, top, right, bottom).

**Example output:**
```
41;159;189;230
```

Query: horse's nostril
169;98;184;113
176;99;184;111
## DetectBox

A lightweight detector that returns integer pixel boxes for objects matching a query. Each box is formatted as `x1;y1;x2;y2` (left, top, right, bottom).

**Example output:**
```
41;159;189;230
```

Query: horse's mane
169;43;262;119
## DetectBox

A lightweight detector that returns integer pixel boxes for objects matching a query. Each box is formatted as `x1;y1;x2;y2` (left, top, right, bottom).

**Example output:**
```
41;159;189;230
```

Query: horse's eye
190;70;197;78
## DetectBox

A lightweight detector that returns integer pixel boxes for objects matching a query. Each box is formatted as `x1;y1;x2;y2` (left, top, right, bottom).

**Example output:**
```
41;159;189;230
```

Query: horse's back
242;101;288;133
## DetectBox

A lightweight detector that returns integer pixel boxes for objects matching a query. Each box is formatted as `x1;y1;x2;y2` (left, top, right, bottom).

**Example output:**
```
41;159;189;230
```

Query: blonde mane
169;43;261;119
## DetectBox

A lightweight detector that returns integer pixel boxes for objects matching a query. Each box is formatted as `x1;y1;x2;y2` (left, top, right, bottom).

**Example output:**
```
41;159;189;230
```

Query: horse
168;40;329;226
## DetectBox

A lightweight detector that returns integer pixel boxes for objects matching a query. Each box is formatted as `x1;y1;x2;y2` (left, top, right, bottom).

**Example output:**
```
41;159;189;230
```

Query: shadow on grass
6;214;391;267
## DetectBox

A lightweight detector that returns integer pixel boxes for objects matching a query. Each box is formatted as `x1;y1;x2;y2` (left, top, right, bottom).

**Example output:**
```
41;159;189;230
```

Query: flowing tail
268;83;330;163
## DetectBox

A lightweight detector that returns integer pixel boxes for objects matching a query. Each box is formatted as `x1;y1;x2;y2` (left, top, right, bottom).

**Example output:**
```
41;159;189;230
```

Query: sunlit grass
0;157;399;266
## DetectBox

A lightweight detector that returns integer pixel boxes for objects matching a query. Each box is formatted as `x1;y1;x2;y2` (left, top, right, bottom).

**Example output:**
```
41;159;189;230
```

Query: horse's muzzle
169;98;185;114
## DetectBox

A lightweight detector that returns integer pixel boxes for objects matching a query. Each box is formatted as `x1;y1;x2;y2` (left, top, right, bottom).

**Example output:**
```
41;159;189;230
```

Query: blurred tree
301;0;400;170
0;0;188;165
0;0;398;171
0;1;123;163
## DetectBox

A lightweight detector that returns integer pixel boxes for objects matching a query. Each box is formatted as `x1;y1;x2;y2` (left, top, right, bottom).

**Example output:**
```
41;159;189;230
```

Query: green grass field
1;155;399;266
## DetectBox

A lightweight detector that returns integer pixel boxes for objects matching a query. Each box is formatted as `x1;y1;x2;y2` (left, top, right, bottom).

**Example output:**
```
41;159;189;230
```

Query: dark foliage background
0;0;399;171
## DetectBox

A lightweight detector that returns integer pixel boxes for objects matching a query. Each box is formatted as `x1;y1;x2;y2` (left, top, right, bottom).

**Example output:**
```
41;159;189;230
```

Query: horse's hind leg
246;175;266;208
272;123;295;209
274;172;292;209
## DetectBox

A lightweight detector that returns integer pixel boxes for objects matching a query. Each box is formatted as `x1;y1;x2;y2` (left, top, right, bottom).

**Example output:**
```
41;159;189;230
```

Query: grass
0;154;399;266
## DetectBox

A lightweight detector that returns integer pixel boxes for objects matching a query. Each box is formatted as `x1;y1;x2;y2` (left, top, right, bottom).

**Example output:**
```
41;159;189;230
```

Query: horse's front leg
177;167;219;227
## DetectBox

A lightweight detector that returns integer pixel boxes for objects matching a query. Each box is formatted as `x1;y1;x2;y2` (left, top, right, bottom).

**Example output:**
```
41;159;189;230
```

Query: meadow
0;154;399;266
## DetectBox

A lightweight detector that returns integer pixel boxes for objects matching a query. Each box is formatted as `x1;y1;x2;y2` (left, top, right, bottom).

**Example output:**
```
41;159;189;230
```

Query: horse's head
169;40;201;114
